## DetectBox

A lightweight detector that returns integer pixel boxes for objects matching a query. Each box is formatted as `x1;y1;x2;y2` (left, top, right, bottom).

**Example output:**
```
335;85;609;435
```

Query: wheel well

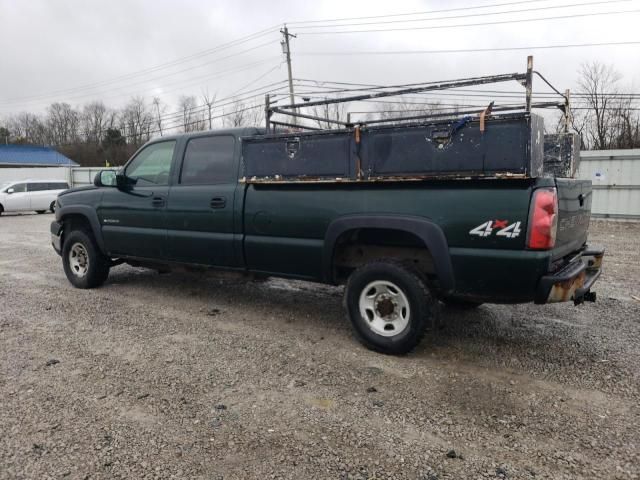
60;214;94;247
332;228;435;284
0;203;4;212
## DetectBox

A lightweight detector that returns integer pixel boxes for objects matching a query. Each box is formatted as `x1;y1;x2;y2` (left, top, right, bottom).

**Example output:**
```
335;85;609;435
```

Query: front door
165;134;240;267
3;182;30;211
99;140;176;259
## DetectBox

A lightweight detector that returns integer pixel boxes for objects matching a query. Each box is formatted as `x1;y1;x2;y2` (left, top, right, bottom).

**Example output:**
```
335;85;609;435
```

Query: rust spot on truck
587;252;604;271
547;270;586;303
240;172;528;185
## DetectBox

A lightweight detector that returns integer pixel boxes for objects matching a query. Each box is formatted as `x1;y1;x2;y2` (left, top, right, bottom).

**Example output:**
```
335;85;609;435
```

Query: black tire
62;229;110;288
441;298;483;309
50;201;56;213
344;259;438;355
36;210;46;214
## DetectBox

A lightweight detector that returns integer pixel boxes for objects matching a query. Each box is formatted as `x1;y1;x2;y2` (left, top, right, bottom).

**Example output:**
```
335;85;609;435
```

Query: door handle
151;196;166;207
210;196;226;209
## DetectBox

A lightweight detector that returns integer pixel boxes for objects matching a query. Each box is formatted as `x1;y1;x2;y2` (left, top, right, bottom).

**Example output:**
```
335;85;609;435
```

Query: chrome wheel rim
68;242;89;277
359;280;410;337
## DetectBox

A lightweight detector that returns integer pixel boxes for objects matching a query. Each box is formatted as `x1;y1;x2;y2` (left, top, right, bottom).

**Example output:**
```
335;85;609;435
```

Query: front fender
56;205;106;253
323;214;454;291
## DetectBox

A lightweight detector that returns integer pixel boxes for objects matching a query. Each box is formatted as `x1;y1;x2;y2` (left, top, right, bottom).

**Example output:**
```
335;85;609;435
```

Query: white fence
70;167;110;187
0;166;72;185
0;166;110;188
578;149;640;220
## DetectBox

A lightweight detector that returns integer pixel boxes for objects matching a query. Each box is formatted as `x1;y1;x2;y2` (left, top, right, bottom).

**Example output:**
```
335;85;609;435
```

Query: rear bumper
51;221;62;255
535;246;604;304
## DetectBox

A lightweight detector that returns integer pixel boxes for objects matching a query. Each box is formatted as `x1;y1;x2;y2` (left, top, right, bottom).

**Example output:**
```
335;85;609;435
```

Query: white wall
0;166;112;187
578;150;640;220
0;167;71;185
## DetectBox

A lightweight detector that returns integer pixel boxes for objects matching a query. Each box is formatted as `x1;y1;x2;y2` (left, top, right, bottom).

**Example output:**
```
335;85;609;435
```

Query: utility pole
280;25;297;124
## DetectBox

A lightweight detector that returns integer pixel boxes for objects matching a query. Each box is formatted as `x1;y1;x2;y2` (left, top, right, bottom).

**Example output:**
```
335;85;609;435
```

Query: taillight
527;187;558;250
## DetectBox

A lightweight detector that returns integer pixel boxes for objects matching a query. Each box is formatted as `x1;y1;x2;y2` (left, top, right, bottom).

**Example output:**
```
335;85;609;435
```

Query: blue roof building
0;145;78;167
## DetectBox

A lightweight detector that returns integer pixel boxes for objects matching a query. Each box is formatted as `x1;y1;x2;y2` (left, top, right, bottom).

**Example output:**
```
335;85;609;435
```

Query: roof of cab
146;127;264;143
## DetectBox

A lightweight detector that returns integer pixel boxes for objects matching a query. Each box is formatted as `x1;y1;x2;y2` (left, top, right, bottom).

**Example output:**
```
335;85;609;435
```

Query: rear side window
50;182;69;190
28;183;51;191
180;136;236;185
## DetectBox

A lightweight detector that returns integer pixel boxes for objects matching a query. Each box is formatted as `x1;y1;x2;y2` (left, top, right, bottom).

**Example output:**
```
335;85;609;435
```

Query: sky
1;0;639;128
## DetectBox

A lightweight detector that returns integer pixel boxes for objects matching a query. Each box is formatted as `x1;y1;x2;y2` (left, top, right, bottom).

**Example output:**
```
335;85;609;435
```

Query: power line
292;0;630;29
296;8;640;35
0;44;280;109
227;64;284;97
295;41;640;56
287;0;550;25
0;27;281;104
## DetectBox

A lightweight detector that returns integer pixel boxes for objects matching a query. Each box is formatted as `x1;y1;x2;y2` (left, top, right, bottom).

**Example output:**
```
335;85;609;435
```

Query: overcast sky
1;0;639;124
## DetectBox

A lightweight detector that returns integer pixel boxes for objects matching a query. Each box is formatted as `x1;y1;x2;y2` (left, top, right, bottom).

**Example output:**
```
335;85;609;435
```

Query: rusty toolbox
242;112;545;183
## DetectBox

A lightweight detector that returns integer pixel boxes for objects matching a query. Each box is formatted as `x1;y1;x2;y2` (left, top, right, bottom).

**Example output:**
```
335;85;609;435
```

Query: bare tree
47;103;80;145
577;62;622;150
178;95;206;132
201;89;216;130
310;97;349;129
81;101;108;144
120;97;152;145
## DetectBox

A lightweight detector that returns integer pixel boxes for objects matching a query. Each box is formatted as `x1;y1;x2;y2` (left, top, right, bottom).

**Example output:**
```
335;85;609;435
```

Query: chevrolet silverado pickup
50;122;603;354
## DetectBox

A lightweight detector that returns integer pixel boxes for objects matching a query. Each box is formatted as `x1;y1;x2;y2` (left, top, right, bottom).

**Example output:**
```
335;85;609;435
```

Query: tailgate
553;178;591;258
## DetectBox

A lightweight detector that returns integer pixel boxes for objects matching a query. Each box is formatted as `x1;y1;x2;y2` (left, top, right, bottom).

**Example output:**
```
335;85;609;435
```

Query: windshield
0;182;12;192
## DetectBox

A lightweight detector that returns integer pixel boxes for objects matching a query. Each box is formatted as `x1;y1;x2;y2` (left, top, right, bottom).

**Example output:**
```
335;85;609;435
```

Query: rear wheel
49;201;56;213
344;259;437;355
62;229;110;288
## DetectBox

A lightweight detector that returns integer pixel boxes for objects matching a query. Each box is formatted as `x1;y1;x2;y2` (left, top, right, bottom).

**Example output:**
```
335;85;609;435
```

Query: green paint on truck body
53;129;596;305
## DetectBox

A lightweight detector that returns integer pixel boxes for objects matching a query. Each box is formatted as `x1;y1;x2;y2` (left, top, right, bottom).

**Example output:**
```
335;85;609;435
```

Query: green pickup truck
50;124;603;354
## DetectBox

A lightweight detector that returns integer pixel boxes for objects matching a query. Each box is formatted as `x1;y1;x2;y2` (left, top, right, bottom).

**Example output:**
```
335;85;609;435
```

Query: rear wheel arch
323;215;454;292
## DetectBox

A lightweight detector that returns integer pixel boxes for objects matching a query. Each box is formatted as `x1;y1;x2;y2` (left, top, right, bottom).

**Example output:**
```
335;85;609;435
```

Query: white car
0;180;69;216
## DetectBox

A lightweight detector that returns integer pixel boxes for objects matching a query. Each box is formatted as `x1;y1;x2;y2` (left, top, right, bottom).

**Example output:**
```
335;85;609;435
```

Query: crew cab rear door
164;134;241;267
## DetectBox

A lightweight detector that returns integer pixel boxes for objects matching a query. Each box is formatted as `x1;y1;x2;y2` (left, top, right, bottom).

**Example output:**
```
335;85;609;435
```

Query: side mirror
94;170;117;187
6;188;15;194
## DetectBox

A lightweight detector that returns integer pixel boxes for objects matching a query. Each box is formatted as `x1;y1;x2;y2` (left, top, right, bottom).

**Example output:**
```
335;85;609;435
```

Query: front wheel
62;229;110;288
344;260;438;355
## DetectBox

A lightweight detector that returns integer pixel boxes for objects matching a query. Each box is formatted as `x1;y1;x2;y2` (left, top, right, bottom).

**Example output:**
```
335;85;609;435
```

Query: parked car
0;180;69;216
50;124;603;355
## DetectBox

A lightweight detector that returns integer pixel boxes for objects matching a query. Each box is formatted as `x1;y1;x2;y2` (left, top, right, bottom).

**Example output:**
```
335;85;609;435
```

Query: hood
58;185;98;196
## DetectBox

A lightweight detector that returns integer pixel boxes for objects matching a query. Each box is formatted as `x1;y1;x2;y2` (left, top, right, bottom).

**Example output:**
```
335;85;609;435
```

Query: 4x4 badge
470;220;522;238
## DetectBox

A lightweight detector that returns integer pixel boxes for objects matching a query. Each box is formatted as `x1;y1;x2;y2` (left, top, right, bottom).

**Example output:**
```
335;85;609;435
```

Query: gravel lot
1;213;639;480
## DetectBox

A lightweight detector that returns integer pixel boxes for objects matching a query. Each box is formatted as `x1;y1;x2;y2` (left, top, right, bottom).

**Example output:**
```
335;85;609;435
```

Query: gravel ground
0;213;639;480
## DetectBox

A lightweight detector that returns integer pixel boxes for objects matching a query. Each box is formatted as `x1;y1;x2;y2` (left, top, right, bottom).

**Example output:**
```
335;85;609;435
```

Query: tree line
1;61;639;166
0;94;264;166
